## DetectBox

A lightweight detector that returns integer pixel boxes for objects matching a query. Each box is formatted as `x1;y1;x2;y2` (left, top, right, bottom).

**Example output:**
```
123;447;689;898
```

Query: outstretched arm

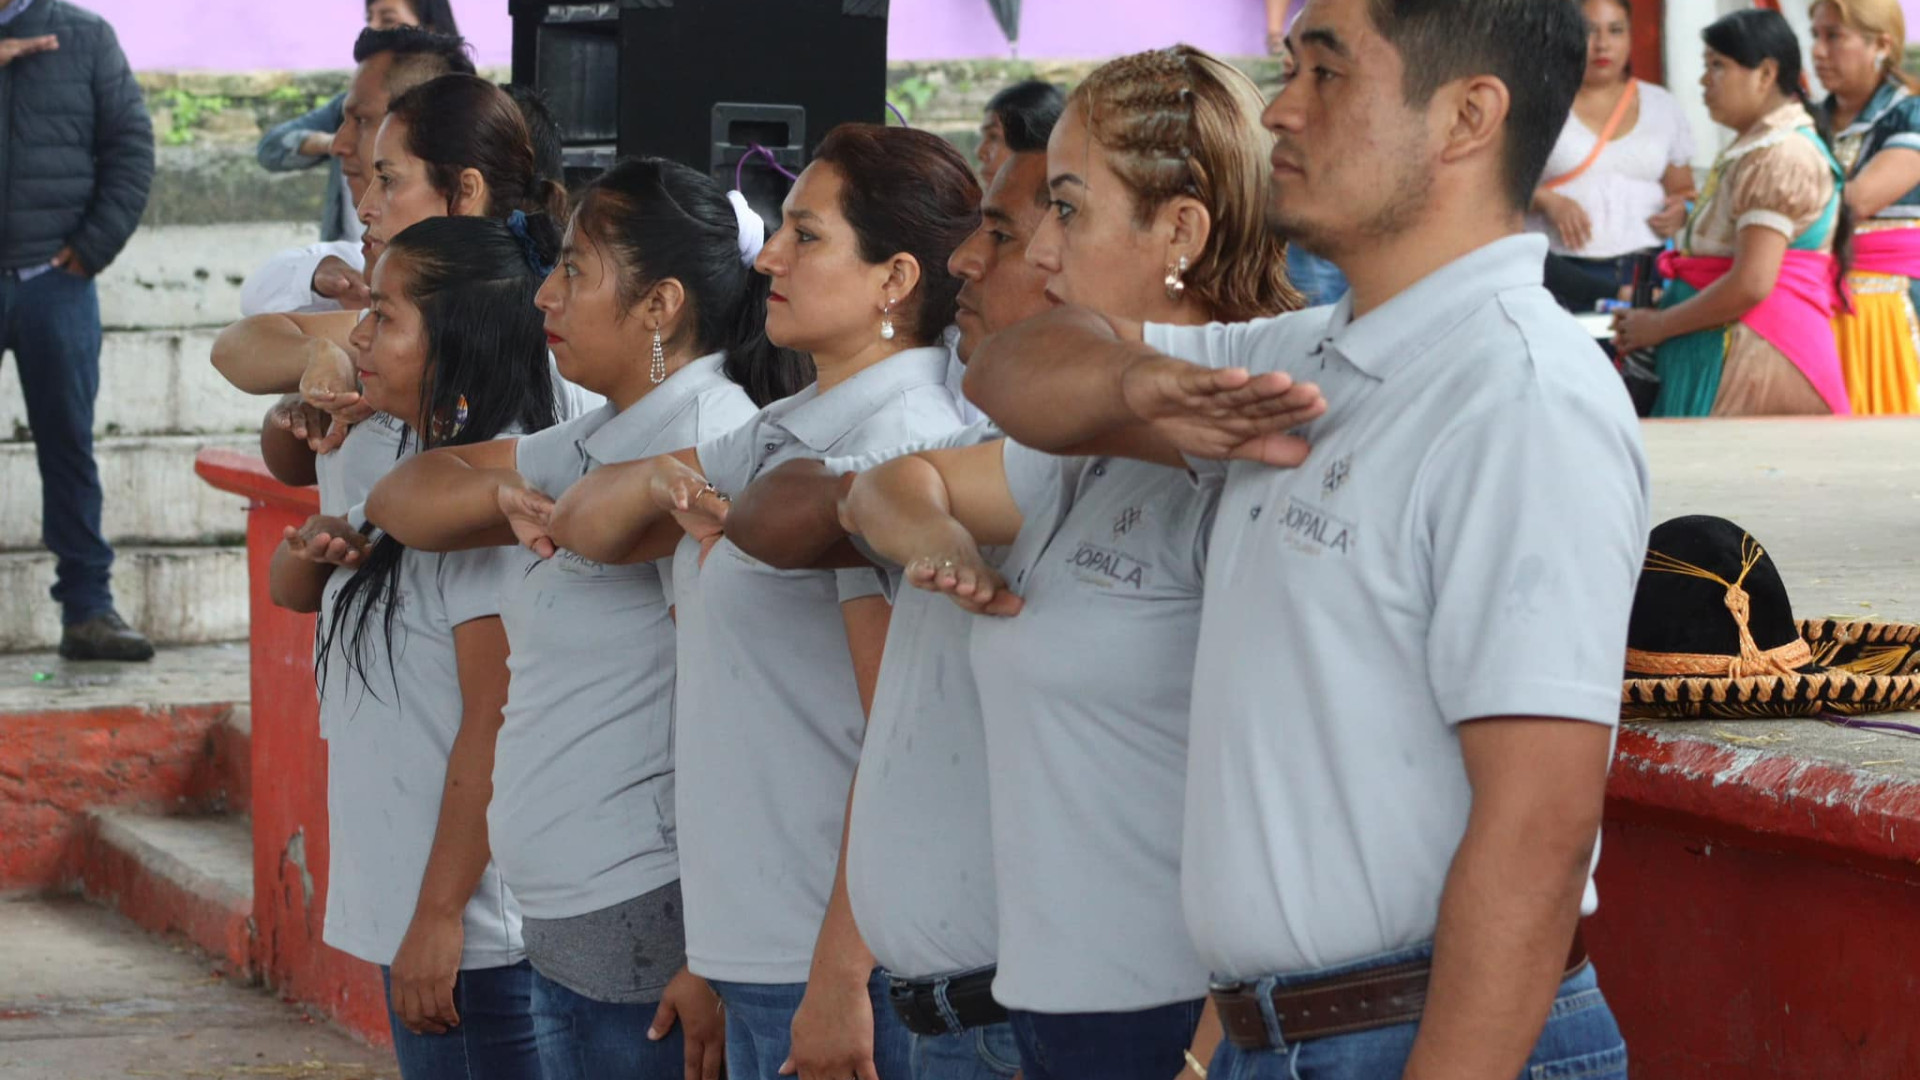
210;310;359;395
840;441;1026;617
724;459;874;570
367;440;525;553
546;448;703;565
966;305;1324;466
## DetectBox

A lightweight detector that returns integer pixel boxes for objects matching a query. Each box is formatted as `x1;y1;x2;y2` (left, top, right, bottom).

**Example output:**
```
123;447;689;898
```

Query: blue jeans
1007;998;1205;1080
710;970;913;1080
1206;951;1627;1080
530;968;683;1080
911;1022;1021;1080
381;961;542;1080
0;267;112;622
1285;247;1349;308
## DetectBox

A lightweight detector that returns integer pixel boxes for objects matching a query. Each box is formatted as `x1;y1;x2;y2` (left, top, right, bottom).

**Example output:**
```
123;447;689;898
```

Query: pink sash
1658;249;1853;415
1850;226;1920;280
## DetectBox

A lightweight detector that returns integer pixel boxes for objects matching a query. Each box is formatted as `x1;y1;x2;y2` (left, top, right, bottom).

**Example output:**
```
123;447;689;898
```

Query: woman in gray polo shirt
366;158;812;1080
837;48;1299;1080
544;125;984;1080
268;217;559;1080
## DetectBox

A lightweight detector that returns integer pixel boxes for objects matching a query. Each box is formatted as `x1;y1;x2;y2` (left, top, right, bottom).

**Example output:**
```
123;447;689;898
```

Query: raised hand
268;396;338;454
1121;355;1326;466
312;255;372;309
299;336;373;432
497;485;559;559
0;35;58;67
906;542;1023;618
283;514;370;568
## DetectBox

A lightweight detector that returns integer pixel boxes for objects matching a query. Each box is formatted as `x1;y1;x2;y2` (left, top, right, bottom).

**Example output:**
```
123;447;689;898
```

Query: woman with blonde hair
1814;0;1920;413
833;45;1297;1080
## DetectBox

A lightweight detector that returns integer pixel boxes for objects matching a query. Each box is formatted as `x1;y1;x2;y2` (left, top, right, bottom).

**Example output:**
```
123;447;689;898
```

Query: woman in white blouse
1532;0;1698;311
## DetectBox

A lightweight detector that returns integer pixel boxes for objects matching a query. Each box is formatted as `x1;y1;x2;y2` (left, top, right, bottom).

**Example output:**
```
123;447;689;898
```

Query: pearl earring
880;299;897;342
650;331;666;384
1165;255;1190;301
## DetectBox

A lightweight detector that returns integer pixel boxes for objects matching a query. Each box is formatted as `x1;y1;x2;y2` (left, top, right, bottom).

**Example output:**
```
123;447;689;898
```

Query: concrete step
0;546;248;653
0;328;265;439
97;221;324;330
72;810;255;975
0;435;254;549
0;643;251;888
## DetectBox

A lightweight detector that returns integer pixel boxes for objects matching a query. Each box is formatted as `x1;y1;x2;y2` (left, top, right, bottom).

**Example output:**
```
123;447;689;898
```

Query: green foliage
886;75;938;123
153;88;233;146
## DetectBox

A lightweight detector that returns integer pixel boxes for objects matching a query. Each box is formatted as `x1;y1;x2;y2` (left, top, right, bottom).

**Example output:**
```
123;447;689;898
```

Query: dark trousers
382;961;544;1080
1007;998;1206;1080
0;268;112;623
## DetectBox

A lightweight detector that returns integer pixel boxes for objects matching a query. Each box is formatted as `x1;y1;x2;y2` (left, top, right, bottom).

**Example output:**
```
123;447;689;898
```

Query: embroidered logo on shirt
1066;541;1150;589
1281;496;1356;557
1322;455;1351;495
1113;506;1144;538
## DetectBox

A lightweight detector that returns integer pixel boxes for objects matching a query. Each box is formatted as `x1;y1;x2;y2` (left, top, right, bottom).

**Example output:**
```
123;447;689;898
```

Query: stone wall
135;58;1287;226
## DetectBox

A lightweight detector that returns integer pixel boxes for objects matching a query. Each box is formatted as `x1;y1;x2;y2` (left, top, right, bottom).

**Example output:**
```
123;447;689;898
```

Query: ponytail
1796;83;1855;297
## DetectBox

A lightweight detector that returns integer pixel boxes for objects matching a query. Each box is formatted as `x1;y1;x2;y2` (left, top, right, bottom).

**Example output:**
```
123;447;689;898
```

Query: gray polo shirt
313;447;530;970
824;423;1003;981
674;346;970;983
1144;234;1650;979
490;354;756;920
970;443;1220;1012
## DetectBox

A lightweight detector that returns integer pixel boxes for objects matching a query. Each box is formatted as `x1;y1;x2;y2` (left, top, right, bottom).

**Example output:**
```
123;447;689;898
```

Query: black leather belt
886;967;1008;1037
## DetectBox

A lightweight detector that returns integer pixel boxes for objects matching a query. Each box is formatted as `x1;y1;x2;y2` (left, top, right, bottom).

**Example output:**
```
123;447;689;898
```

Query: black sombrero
1620;516;1920;720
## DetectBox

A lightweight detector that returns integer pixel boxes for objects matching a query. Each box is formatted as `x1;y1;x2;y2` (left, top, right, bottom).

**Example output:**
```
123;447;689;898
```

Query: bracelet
699;482;731;504
1184;1049;1208;1078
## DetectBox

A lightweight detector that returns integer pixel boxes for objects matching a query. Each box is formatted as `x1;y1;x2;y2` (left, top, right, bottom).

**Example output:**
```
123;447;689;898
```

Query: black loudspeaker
509;0;891;224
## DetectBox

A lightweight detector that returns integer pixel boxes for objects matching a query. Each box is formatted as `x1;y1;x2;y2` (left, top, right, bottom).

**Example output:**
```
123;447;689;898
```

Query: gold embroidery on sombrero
1633;535;1804;679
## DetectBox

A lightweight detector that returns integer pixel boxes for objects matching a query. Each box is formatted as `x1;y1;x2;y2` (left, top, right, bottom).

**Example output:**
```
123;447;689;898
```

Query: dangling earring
1165;256;1190;301
880;298;897;342
650;331;666;385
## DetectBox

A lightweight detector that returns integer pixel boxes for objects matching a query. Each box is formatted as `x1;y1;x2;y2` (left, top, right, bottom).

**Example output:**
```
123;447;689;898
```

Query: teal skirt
1650;280;1726;417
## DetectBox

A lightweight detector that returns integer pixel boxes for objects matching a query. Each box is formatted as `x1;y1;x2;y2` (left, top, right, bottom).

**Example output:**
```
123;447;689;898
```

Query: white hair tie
727;190;767;268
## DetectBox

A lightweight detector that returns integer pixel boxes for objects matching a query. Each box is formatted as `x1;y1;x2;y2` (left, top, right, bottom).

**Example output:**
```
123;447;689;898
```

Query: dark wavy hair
319;217;558;696
808;124;983;345
1704;9;1854;288
987;79;1066;153
384;74;569;268
366;0;460;34
576;158;814;406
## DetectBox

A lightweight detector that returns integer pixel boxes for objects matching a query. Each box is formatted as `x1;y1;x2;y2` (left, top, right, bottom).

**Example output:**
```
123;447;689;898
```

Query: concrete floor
0;894;393;1080
0;642;248;717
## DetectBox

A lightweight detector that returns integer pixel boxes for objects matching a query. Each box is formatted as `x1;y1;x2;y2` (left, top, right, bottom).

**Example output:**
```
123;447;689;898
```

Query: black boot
59;610;156;662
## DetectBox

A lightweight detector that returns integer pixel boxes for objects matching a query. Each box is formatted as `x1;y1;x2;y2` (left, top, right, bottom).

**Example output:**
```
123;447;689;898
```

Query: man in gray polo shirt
964;2;1645;1079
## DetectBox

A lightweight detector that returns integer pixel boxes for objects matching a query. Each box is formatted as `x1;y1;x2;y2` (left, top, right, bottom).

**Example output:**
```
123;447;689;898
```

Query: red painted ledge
194;448;319;515
1607;726;1920;881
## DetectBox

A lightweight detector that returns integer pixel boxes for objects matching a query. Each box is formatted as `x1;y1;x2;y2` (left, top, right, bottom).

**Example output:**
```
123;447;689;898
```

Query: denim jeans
1206;950;1627;1080
1007;998;1205;1080
380;960;543;1080
529;967;683;1080
1285;247;1349;308
911;1022;1021;1080
0;267;112;623
709;969;913;1080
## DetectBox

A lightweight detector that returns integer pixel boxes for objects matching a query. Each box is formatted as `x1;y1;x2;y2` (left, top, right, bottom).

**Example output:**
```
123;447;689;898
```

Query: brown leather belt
1212;928;1589;1050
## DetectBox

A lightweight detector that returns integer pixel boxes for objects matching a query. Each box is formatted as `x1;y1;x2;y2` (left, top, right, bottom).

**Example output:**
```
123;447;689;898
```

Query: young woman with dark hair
269;216;556;1080
213;74;601;519
367;0;460;34
834;45;1298;1080
365;156;810;1080
1612;8;1854;416
536;123;983;1080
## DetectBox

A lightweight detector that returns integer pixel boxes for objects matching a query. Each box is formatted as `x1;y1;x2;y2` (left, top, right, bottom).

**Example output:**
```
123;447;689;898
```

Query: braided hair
1068;46;1301;322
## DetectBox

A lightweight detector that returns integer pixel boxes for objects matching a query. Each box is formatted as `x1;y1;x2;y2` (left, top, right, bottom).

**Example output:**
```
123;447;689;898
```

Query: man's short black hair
353;26;477;99
1367;0;1586;211
986;79;1067;154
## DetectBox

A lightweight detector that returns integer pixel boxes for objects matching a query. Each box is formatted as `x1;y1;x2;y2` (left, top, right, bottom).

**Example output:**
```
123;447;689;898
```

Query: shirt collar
1836;81;1911;141
772;346;953;452
1318;233;1547;381
580;352;730;465
0;0;39;27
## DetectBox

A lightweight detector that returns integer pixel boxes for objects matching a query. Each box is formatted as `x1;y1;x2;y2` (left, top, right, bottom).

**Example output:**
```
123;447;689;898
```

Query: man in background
0;0;156;660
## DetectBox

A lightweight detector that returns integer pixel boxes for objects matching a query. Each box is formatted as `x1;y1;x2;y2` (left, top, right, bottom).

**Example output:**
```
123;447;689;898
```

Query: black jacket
0;0;153;273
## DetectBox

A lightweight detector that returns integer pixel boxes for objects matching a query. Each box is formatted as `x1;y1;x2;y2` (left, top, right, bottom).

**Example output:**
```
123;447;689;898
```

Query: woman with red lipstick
534;124;981;1080
269;216;558;1080
365;156;810;1080
833;46;1296;1080
1531;0;1697;312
